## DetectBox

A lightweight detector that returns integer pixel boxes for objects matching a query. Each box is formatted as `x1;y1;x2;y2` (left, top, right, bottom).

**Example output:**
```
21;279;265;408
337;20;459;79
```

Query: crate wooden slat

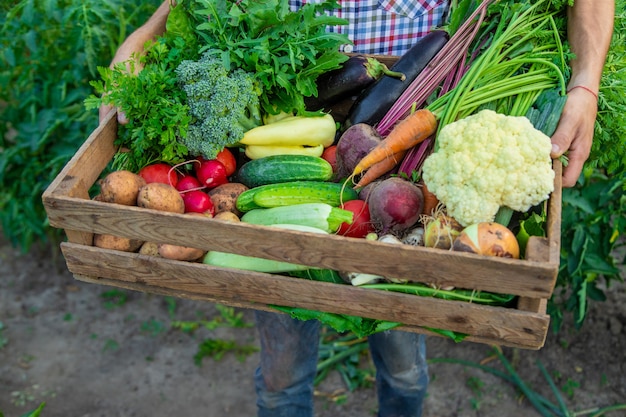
42;107;562;350
61;242;549;349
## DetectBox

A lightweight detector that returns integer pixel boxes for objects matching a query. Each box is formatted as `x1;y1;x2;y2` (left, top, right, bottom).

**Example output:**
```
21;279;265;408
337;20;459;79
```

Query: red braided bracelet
566;85;598;101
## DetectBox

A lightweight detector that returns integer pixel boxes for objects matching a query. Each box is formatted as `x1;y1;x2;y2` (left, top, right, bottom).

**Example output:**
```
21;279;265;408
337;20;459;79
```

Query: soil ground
1;236;625;417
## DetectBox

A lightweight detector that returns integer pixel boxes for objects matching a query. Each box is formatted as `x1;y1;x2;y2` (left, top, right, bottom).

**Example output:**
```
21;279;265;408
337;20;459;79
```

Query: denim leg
254;310;320;417
368;331;429;417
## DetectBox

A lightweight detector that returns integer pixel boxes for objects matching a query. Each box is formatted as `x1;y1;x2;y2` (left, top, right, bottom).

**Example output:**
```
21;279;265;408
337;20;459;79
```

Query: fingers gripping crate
42;106;562;351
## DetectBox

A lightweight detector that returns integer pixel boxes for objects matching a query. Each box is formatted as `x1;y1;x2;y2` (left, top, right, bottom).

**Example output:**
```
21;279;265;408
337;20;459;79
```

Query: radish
138;163;178;187
176;174;203;192
337;199;373;238
367;177;423;235
182;189;215;215
195;159;229;189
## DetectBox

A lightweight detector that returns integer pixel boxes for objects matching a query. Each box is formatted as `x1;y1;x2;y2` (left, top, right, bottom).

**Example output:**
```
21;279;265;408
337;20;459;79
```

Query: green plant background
1;0;624;331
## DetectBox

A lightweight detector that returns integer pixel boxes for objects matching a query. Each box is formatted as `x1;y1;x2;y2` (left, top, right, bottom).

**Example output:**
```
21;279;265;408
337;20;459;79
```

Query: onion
423;213;463;249
452;222;520;259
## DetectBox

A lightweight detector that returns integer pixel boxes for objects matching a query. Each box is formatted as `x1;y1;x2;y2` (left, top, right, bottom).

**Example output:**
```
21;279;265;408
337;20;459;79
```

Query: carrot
420;180;440;216
352;109;438;176
353;149;408;189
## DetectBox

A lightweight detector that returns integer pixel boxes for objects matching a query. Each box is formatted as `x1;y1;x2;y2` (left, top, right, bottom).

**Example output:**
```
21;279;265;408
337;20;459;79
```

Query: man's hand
550;87;598;188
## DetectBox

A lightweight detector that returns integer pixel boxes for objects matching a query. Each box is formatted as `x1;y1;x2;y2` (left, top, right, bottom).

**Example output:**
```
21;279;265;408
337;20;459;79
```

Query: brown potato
158;243;205;261
213;211;241;222
138;241;161;256
137;182;185;213
98;170;146;206
208;182;249;216
93;234;143;252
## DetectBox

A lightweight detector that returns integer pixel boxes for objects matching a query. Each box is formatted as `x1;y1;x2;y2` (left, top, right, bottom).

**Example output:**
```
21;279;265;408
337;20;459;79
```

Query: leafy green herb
85;35;194;171
191;0;351;115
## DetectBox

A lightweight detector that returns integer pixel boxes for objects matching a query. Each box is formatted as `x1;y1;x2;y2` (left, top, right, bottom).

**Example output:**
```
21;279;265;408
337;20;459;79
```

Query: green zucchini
202;223;327;273
203;251;310;273
252;181;359;208
241;203;353;233
237;154;333;188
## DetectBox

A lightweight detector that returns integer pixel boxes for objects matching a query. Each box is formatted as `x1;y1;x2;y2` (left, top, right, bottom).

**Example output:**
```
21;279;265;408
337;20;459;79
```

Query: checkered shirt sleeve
289;0;449;56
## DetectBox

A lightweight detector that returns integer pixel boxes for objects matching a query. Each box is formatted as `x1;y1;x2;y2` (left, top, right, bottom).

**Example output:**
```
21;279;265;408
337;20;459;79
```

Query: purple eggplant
305;55;406;111
343;30;449;130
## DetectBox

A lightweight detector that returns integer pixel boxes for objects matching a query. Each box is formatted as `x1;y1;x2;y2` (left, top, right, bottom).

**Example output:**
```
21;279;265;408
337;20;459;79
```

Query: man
100;1;614;415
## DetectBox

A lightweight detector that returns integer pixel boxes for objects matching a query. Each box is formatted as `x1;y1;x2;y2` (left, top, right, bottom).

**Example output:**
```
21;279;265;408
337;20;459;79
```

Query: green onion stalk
429;0;569;140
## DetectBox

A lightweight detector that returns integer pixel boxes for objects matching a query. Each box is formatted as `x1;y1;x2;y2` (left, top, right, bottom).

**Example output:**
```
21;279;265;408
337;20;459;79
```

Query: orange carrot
420;180;440;216
353;149;408;189
352;109;437;176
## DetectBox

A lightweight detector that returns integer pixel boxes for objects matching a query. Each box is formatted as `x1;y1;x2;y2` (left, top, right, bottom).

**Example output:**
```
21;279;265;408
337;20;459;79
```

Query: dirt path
1;238;624;417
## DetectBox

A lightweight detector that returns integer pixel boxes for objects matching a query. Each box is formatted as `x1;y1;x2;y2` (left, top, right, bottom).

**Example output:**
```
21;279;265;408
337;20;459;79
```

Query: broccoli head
176;53;263;159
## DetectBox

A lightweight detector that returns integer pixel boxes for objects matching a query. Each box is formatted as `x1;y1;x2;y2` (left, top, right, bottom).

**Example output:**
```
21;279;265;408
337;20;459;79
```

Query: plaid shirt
289;0;449;56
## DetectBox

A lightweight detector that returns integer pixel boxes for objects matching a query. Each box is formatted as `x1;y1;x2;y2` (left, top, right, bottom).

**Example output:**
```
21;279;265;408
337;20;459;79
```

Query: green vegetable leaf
271;305;401;338
190;0;350;115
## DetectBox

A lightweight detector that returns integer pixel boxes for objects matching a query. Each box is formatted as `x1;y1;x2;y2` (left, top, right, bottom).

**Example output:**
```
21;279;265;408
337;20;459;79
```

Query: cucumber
236;180;359;213
237;154;334;188
252;181;359;208
235;187;263;212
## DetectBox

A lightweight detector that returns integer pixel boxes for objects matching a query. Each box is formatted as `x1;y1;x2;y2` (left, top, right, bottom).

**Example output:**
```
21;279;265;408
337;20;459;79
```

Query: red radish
182;190;215;215
337;199;373;238
138;163;178;187
176;174;203;192
215;148;237;176
195;159;229;189
367;177;423;235
321;145;338;173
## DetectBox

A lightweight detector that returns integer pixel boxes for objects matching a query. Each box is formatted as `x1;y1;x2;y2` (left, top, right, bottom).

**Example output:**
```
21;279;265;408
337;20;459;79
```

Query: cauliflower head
422;109;554;226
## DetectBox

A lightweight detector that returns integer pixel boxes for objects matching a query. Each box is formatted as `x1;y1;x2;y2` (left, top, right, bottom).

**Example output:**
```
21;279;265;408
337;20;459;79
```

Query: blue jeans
254;310;429;417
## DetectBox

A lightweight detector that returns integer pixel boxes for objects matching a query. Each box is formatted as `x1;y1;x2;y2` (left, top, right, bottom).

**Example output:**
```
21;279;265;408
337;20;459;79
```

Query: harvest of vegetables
80;0;576;339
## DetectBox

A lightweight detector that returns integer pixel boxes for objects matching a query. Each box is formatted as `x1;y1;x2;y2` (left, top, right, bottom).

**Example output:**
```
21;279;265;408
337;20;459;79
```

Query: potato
99;170;146;206
138;241;161;256
208;182;249;216
158;243;205;261
93;234;143;252
137;182;185;213
213;211;241;222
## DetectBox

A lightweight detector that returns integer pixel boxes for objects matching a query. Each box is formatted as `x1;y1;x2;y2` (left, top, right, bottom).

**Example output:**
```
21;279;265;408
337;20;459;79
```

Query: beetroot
367;177;424;235
335;123;382;179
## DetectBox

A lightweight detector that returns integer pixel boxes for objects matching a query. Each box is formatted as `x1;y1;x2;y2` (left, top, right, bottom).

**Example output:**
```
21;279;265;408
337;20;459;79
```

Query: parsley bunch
85;35;195;171
191;0;351;115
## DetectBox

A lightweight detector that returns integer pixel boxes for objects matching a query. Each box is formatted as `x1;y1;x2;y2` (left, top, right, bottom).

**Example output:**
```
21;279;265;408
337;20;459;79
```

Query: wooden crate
42;105;562;350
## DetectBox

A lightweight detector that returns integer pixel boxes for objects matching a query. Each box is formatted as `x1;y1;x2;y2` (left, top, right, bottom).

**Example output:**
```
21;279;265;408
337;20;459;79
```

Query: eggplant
305;55;406;111
343;30;449;131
